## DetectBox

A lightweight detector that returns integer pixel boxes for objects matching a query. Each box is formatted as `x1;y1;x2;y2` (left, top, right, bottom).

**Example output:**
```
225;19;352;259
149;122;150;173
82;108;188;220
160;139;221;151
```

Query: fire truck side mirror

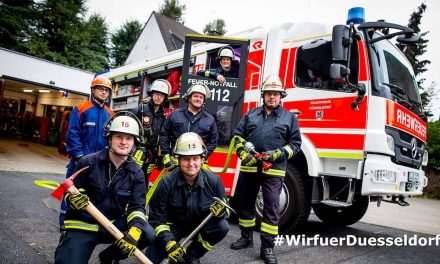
330;63;350;79
332;25;351;62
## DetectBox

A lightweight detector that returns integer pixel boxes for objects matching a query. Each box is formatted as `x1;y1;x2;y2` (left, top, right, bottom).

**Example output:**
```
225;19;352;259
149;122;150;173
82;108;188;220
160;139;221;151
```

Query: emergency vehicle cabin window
295;40;358;91
206;46;241;78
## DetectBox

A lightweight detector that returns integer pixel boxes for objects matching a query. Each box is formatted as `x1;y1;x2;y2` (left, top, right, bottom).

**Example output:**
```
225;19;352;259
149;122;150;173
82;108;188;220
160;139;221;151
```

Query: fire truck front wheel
312;194;369;227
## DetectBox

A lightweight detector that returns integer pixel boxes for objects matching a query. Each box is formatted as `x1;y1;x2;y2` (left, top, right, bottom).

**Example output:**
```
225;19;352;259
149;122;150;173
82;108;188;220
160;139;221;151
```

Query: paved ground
0;138;68;174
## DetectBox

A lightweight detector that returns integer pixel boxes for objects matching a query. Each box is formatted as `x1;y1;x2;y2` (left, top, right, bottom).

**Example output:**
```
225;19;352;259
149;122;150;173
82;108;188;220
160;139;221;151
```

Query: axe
161;197;236;264
48;166;153;264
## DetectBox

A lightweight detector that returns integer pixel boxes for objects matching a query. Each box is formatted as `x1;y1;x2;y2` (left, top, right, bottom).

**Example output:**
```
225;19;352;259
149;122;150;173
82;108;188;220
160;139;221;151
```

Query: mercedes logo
410;138;418;159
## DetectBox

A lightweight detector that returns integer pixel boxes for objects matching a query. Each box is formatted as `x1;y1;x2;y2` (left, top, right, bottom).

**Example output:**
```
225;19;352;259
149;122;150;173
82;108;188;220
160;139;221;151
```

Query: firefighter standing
132;79;171;184
59;76;114;231
196;46;238;84
54;115;155;264
159;84;218;169
230;76;302;264
147;132;229;264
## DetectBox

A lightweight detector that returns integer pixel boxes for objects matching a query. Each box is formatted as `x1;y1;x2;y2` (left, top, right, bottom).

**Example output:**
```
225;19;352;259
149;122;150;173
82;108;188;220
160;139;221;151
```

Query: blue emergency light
346;7;365;25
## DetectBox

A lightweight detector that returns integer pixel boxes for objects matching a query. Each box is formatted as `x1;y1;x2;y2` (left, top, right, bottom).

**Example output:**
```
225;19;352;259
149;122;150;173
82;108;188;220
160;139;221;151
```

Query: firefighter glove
115;226;141;258
133;149;146;167
210;200;227;218
66;192;89;210
263;149;283;162
166;240;186;263
238;149;257;166
163;154;178;169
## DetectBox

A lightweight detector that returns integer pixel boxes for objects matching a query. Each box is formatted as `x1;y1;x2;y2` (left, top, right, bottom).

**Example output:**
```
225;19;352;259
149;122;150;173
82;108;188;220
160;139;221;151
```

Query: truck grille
385;126;425;168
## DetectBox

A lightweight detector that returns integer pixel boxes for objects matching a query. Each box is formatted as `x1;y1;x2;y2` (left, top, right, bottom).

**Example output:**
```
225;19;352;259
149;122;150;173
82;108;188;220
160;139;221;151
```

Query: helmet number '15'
210;88;230;102
188;143;196;149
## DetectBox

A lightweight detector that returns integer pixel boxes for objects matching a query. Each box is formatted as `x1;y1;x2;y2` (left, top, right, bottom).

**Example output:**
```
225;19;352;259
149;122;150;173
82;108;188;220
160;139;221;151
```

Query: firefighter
60;76;114;231
196;46;238;84
54;115;155;264
230;76;302;264
132;79;171;185
159;83;218;169
147;132;229;264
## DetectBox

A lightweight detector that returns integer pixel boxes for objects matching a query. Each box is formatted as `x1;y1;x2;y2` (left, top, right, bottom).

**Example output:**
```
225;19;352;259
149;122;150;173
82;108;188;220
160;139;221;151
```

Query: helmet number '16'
210;88;230;102
121;121;130;127
188;143;196;149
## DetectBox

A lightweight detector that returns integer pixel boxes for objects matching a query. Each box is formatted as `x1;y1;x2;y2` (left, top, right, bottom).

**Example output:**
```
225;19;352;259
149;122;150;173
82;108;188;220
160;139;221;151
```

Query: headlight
422;150;428;166
370;169;397;184
386;134;395;154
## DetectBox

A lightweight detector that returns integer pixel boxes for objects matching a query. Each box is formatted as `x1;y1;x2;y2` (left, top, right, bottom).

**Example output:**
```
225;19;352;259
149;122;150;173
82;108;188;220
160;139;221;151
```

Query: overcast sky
86;0;439;119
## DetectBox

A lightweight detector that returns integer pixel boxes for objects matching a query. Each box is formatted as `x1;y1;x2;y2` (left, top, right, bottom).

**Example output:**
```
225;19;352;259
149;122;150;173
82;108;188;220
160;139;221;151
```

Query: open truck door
180;34;249;146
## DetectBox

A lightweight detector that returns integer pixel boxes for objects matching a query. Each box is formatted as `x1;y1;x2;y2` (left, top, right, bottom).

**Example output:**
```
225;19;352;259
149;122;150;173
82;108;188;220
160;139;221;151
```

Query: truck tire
255;164;311;233
312;194;369;227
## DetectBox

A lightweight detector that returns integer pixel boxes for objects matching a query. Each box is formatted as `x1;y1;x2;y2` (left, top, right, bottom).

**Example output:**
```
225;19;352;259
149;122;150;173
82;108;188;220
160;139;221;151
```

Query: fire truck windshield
369;34;423;115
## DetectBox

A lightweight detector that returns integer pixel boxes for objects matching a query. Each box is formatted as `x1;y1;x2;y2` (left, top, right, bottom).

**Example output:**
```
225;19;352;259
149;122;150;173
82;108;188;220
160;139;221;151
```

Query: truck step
321;200;352;207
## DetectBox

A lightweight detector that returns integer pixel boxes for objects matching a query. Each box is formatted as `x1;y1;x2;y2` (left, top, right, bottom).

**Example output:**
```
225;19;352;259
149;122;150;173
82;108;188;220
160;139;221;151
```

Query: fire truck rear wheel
255;164;312;233
312;194;369;227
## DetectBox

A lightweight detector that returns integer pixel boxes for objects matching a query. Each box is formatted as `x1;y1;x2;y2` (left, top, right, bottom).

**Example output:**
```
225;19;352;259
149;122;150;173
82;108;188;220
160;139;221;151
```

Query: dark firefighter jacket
133;100;166;160
148;168;227;246
233;105;302;177
64;149;148;232
160;107;218;157
197;66;238;80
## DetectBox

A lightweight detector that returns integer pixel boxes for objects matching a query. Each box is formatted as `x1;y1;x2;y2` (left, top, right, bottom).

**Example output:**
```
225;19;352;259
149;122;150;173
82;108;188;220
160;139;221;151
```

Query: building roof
153;11;200;51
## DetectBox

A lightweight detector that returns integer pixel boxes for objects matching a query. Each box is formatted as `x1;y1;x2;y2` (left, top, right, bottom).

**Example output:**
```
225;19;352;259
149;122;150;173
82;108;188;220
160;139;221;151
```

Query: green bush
423;168;440;199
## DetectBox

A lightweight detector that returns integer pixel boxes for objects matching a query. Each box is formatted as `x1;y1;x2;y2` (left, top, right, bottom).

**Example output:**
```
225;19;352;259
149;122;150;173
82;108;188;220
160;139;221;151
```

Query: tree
426;120;440;170
0;0;35;52
159;0;185;24
404;2;432;117
203;19;227;36
110;20;143;67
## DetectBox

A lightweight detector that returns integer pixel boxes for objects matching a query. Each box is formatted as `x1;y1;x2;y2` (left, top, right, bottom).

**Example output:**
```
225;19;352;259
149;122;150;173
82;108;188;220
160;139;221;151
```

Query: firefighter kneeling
54;115;155;264
147;132;229;263
230;76;302;264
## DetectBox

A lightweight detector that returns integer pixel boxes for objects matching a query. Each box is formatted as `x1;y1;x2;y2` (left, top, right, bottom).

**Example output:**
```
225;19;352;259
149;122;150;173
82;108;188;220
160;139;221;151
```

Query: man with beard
59;76;114;231
54;115;155;264
230;76;302;264
147;132;229;264
160;84;218;169
132;79;170;185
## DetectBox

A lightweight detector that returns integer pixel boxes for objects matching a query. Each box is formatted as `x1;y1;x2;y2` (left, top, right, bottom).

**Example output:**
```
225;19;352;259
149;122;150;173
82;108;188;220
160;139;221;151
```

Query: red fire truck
102;8;428;233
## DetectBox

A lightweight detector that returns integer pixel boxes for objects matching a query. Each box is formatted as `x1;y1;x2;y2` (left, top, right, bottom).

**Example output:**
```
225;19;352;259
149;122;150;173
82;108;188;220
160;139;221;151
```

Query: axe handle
67;186;152;264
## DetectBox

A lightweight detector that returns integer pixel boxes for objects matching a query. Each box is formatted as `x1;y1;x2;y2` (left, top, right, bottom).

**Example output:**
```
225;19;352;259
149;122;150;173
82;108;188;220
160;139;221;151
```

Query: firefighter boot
98;246;120;264
230;229;253;250
183;254;201;264
260;247;277;264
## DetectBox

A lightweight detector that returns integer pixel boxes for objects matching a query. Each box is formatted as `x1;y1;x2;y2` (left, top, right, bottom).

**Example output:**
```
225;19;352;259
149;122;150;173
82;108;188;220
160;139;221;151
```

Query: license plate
408;171;419;182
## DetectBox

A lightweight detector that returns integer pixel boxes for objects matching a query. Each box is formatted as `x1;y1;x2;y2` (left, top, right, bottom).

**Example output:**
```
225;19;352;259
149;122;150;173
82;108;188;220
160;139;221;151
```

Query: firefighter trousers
54;218;155;264
235;171;283;248
146;217;229;263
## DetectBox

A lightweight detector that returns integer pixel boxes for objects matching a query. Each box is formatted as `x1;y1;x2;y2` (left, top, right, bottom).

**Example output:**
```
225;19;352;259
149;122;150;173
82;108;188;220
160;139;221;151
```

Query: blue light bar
347;7;365;25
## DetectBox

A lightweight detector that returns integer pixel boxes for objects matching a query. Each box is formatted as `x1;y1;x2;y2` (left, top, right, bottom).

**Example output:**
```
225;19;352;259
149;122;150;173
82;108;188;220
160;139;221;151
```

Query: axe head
50;166;89;201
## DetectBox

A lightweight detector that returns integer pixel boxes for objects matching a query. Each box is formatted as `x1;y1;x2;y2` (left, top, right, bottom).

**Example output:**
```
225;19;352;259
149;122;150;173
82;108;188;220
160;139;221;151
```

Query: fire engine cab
102;7;428;233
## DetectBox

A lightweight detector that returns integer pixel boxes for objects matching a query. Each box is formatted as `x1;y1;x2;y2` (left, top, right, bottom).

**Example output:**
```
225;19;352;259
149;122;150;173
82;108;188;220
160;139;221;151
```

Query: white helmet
185;83;211;102
148;79;171;96
218;46;235;60
107;115;140;142
261;75;287;98
173;132;207;157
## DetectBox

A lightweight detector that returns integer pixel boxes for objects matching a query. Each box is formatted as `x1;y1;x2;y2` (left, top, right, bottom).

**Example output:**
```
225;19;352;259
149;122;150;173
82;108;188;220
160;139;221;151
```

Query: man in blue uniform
132;79;170;184
160;84;218;169
230;76;302;264
147;132;229;264
54;115;154;264
59;76;114;230
196;46;238;84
